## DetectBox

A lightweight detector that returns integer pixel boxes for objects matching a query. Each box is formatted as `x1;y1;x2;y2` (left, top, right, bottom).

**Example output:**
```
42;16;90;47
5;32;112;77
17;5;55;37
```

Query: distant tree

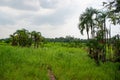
10;34;18;46
13;29;30;47
31;31;42;48
10;29;43;48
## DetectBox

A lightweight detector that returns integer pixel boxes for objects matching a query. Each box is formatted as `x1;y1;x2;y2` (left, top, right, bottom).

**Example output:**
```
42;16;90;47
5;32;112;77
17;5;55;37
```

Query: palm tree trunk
87;32;89;40
109;24;112;60
91;24;94;38
103;19;106;62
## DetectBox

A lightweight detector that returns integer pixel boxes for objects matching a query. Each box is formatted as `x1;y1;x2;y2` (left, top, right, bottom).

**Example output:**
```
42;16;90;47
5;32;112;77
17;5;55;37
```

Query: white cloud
0;0;40;11
0;0;119;39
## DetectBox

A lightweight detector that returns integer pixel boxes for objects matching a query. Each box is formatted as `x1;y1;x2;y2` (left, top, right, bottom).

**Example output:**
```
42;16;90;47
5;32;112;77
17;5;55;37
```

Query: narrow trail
47;66;56;80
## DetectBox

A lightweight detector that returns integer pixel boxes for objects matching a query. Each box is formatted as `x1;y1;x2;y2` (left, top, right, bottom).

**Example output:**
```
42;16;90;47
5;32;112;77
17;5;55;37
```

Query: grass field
0;43;120;80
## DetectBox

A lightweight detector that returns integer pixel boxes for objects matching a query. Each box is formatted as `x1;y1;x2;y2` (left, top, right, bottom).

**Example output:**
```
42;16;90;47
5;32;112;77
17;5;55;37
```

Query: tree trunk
102;19;106;62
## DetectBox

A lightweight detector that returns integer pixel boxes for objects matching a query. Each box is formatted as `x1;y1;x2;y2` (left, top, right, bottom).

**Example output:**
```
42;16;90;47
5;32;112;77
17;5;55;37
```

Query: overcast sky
0;0;119;39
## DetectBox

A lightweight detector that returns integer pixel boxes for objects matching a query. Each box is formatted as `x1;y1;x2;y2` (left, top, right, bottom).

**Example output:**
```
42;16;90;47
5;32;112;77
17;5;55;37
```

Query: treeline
0;31;87;48
45;36;87;48
45;36;86;43
0;34;87;48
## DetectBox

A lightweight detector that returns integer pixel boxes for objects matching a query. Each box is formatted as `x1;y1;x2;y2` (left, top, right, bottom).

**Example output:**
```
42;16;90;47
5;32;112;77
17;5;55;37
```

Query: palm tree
79;7;99;39
31;31;41;48
86;7;98;38
10;29;43;48
10;34;18;46
78;7;98;56
95;11;108;62
106;0;120;13
104;0;120;24
78;13;90;39
14;29;29;47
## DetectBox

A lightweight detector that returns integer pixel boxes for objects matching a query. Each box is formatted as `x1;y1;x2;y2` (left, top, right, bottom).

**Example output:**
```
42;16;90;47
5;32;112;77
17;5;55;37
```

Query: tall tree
78;7;98;56
78;7;98;39
96;11;108;62
79;11;90;39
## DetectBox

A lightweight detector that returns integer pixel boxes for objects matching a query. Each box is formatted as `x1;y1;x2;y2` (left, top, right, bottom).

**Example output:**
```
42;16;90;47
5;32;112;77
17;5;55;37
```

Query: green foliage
10;29;44;48
104;0;120;13
104;0;120;24
78;7;98;39
112;34;120;62
45;36;85;48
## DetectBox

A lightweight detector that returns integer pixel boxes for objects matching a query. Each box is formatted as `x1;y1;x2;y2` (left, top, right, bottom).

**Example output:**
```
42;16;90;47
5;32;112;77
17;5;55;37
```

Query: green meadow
0;43;120;80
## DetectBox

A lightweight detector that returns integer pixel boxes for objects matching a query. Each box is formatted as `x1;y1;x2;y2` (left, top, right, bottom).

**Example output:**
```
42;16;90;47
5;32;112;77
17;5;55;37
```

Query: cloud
0;0;118;39
39;0;58;9
0;0;75;26
0;0;40;11
0;12;15;25
32;7;74;25
39;0;71;9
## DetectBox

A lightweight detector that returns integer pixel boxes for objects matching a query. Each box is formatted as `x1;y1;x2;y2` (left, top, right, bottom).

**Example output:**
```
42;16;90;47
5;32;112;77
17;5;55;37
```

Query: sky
0;0;119;39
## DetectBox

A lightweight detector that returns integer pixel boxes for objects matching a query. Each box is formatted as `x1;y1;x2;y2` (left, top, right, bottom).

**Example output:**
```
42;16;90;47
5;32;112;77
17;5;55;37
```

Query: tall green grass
0;43;120;80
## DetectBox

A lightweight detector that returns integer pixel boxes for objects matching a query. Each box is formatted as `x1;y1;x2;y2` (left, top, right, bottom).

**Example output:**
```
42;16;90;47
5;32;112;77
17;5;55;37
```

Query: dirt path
47;66;56;80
